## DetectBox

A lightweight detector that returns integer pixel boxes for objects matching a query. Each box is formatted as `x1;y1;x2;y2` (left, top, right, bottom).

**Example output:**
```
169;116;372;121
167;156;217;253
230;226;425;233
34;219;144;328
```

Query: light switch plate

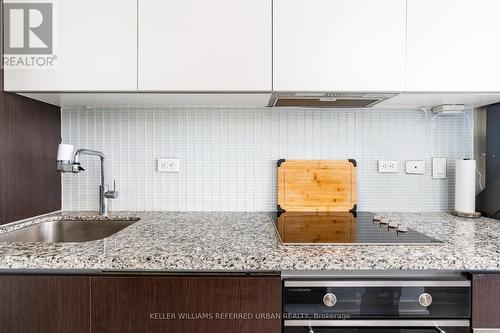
432;157;447;179
405;160;425;174
157;158;179;172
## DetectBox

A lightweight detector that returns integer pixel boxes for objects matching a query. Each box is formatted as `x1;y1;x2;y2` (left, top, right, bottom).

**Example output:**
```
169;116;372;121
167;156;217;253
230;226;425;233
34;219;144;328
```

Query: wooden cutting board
277;159;357;212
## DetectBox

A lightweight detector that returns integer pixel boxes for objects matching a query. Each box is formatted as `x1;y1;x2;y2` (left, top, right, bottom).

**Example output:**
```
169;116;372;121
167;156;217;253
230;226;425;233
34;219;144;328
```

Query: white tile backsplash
61;107;473;212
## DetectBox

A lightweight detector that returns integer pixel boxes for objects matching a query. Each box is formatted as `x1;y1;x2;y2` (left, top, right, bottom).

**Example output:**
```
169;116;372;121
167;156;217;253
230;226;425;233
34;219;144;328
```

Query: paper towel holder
451;158;482;218
450;209;481;218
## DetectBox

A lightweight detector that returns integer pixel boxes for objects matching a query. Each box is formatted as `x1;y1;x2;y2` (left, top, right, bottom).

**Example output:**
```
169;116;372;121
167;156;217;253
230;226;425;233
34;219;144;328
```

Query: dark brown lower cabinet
90;276;282;333
472;274;500;329
0;276;90;333
0;274;281;333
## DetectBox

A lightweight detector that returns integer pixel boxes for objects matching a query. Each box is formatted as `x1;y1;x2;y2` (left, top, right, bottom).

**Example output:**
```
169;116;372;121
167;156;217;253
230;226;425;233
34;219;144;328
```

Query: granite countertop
0;211;499;271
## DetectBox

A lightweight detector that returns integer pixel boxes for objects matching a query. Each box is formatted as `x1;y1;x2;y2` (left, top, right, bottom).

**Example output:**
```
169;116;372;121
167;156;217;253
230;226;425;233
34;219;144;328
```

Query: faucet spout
73;149;106;186
60;148;118;216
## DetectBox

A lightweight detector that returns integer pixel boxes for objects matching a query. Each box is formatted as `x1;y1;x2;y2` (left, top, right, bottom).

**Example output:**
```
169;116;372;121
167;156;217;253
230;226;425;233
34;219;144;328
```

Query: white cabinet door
3;0;137;91
407;0;500;92
138;0;271;91
273;0;406;92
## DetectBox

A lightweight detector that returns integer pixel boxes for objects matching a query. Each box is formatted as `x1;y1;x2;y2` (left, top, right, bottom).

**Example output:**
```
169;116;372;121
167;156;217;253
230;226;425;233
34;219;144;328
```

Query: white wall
61;107;472;212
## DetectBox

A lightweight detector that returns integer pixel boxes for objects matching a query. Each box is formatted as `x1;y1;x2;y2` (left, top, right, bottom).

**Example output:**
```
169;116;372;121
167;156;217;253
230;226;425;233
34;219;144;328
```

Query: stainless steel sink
0;219;139;242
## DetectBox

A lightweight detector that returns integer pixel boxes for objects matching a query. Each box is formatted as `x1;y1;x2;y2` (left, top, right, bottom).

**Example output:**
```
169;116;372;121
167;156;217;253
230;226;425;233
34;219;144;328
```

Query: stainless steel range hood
269;92;398;108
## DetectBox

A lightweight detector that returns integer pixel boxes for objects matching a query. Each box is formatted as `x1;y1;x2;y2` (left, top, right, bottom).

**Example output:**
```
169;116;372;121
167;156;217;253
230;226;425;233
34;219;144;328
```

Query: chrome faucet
57;147;118;216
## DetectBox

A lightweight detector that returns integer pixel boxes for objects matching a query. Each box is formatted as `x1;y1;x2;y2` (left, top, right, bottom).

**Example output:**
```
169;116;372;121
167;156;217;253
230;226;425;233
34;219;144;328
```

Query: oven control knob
418;293;433;307
323;293;337;307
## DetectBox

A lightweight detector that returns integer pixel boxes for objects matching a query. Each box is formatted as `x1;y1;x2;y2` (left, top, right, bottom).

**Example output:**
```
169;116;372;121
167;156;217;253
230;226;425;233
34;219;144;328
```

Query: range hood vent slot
269;92;397;108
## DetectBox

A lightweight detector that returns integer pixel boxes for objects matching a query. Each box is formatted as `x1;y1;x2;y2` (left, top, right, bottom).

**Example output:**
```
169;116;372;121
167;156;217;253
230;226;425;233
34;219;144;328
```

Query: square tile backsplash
61;107;473;212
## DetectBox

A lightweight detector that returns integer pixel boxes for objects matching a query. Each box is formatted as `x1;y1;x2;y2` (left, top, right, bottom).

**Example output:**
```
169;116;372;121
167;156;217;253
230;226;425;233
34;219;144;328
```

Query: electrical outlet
157;158;179;173
405;160;426;174
378;160;399;173
432;157;447;179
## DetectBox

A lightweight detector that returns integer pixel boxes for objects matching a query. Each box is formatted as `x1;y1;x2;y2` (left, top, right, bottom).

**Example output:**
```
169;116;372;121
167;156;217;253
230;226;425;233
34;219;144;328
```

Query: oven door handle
285;320;470;328
306;326;448;333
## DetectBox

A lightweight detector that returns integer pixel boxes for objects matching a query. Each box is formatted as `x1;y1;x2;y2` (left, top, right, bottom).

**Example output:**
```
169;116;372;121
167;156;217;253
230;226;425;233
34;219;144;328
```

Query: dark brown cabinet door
472;274;500;328
0;276;90;333
91;275;282;333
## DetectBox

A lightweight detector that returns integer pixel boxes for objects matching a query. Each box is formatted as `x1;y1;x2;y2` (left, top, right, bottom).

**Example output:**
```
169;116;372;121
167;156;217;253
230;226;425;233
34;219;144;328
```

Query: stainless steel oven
283;277;471;333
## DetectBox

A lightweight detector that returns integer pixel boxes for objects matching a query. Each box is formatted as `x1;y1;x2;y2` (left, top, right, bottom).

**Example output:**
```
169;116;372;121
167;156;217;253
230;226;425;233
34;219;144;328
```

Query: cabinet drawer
91;275;282;333
0;276;90;333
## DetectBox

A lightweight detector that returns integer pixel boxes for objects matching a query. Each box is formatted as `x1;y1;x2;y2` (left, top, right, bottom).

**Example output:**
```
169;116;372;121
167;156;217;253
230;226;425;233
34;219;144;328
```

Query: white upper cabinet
5;0;499;96
4;0;137;91
407;0;500;92
138;0;272;91
273;0;406;92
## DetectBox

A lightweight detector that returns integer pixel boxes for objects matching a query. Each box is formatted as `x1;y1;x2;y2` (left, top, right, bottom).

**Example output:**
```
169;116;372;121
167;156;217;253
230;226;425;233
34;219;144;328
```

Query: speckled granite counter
0;212;499;271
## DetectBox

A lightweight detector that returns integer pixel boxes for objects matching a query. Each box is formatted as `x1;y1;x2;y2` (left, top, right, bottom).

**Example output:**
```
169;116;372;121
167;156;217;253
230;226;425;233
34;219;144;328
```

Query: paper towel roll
57;144;74;162
455;159;476;214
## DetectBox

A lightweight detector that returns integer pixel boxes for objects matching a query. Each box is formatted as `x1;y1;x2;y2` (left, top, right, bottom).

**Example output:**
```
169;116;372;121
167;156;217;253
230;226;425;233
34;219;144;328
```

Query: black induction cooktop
271;211;442;245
